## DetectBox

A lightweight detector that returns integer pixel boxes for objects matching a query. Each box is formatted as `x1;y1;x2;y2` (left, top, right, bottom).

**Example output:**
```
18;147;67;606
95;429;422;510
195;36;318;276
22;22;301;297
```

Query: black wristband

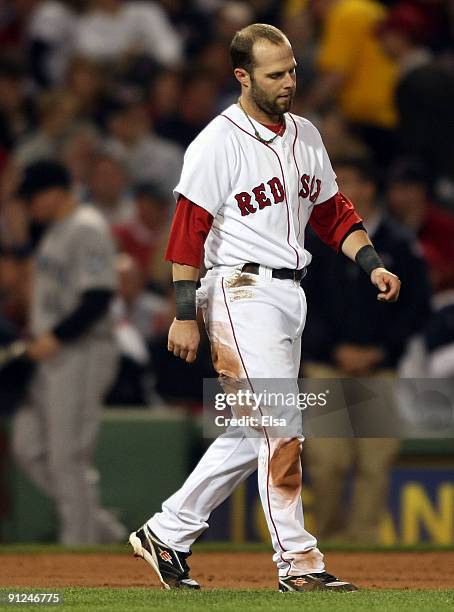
355;245;384;276
174;280;197;320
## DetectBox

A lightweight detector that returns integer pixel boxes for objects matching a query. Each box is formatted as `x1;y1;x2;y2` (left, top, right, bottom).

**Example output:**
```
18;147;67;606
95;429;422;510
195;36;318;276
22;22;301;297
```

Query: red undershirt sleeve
165;196;214;267
309;191;364;252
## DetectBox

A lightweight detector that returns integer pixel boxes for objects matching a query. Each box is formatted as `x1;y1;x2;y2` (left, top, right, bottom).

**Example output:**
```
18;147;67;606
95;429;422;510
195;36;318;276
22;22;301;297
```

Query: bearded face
250;73;295;118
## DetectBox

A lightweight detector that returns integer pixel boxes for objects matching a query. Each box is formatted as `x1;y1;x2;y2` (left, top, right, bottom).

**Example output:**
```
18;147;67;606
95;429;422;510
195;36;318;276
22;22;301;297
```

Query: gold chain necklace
237;99;285;145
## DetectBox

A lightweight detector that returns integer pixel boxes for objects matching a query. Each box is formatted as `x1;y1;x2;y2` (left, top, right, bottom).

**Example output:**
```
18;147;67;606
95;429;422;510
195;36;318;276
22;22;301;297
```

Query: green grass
0;588;453;612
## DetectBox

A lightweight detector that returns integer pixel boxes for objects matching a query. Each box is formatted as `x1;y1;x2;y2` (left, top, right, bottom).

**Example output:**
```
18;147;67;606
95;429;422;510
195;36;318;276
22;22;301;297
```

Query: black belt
242;263;306;281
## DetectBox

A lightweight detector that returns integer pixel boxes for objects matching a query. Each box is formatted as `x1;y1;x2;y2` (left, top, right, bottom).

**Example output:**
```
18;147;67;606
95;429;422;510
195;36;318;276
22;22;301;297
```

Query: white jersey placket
272;126;302;270
241;111;303;270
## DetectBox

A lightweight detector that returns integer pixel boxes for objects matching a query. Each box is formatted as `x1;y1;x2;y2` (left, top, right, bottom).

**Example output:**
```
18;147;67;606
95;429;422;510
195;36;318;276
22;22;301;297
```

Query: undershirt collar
261;121;285;136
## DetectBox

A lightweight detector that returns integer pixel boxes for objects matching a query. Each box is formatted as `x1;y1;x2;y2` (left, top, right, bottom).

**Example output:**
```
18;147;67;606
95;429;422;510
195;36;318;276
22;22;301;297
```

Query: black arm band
53;289;113;342
339;222;366;251
174;280;197;320
355;245;384;276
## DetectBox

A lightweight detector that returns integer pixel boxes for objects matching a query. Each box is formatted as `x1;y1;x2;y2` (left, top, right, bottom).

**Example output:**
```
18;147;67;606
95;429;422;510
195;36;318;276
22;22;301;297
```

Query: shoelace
292;577;308;587
315;572;338;583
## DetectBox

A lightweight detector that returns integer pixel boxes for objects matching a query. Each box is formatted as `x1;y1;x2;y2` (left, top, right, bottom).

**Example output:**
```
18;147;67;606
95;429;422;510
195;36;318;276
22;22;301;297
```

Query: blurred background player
11;160;126;545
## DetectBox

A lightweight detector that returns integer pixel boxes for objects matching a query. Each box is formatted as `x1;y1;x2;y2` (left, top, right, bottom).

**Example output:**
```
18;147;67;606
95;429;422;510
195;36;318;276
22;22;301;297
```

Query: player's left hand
27;333;61;361
370;267;401;302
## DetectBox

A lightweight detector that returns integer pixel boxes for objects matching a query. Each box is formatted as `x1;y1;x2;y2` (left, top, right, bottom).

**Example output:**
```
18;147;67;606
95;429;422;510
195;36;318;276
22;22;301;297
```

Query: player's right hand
168;319;200;363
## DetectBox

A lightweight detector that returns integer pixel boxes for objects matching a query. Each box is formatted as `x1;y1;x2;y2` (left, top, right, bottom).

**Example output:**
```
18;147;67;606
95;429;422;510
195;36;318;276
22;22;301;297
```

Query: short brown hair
230;23;288;74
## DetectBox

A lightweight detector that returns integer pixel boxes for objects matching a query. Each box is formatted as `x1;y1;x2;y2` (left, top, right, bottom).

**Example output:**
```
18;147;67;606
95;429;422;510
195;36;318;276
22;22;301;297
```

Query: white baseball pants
13;338;118;545
149;265;324;576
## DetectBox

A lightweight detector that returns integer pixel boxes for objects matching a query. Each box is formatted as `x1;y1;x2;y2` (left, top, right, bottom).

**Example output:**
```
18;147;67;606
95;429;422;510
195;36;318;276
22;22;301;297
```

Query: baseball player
12;160;126;545
129;24;400;592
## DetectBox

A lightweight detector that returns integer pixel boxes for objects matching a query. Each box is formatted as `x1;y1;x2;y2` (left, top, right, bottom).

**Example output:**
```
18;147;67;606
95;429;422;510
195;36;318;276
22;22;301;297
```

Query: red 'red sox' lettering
235;177;284;216
235;192;257;216
236;174;322;216
252;183;272;209
299;174;322;203
268;177;285;203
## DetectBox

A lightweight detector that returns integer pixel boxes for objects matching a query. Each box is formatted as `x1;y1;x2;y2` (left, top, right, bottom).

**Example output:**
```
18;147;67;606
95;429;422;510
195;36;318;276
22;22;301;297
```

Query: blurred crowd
0;0;453;409
0;0;453;547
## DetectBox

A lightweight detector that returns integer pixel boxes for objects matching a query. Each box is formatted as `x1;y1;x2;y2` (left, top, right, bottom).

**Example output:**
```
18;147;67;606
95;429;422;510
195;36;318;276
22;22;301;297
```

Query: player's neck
238;95;281;125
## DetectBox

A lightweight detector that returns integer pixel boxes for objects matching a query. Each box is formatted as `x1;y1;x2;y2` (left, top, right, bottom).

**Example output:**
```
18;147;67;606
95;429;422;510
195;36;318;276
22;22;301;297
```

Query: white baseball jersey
150;104;340;574
174;104;338;270
32;205;116;337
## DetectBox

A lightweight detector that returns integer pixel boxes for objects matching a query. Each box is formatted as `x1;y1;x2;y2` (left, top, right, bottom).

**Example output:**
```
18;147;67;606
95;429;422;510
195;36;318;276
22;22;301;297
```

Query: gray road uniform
13;206;120;545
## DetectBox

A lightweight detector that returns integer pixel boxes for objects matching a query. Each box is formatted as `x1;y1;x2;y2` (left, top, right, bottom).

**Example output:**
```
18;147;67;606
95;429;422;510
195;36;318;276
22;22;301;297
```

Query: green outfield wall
1;410;454;545
1;410;198;542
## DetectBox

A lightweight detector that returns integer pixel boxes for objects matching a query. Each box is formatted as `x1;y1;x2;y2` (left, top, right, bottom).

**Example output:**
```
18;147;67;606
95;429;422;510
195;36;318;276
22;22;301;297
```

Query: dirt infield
1;551;454;590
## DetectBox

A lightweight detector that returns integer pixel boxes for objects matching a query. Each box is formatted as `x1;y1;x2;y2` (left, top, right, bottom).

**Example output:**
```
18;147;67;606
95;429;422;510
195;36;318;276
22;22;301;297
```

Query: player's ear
234;68;251;88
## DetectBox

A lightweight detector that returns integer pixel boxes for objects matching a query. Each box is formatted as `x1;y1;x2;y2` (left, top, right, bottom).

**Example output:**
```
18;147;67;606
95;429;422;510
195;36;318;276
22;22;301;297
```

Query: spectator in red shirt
387;160;454;292
113;182;171;281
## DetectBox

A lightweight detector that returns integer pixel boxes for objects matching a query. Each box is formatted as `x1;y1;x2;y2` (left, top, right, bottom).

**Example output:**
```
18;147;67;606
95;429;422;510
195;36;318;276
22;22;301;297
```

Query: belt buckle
292;269;297;282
